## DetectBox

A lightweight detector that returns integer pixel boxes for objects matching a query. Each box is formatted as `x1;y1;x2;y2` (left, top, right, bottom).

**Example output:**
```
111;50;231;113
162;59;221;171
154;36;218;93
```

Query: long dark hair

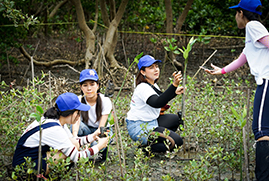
43;104;76;119
136;66;159;86
236;6;262;21
80;80;102;124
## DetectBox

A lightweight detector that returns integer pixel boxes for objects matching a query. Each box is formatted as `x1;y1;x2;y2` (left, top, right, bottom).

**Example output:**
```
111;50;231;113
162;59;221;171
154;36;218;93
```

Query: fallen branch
19;46;85;67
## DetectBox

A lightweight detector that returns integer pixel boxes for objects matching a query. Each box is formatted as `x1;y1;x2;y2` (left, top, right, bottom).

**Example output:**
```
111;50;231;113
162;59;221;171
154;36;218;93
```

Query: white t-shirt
23;117;74;150
243;21;269;85
79;93;112;128
127;82;161;121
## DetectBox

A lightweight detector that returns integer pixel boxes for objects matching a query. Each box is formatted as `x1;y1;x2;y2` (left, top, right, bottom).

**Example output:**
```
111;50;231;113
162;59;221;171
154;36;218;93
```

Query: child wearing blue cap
126;55;185;154
70;69;113;161
205;0;269;179
12;92;109;175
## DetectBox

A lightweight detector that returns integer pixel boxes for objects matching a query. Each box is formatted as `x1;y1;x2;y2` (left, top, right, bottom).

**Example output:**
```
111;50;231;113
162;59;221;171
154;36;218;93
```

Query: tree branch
49;0;68;19
19;46;84;67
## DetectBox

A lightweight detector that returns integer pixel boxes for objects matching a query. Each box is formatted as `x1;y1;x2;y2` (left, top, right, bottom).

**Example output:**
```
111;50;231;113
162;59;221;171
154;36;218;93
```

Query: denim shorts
126;119;158;145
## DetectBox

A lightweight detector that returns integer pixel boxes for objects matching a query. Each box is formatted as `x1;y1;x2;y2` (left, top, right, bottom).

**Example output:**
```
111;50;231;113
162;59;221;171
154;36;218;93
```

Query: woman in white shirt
126;55;185;154
205;0;269;179
71;69;112;161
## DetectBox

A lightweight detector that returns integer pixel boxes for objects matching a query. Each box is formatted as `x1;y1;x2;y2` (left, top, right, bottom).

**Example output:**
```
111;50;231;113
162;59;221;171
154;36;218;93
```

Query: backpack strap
145;82;163;95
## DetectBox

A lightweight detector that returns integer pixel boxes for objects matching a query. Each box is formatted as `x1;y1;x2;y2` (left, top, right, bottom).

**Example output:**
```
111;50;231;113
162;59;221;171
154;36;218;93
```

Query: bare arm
72;117;81;137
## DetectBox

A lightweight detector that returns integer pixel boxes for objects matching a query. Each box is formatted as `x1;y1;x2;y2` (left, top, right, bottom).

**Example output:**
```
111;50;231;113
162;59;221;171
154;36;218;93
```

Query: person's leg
255;140;269;180
149;127;183;153
78;122;96;136
157;114;182;132
126;119;158;145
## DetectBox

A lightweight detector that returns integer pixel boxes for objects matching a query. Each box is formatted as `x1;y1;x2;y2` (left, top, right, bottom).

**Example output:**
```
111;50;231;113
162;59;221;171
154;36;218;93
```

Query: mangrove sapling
29;105;44;181
231;105;247;181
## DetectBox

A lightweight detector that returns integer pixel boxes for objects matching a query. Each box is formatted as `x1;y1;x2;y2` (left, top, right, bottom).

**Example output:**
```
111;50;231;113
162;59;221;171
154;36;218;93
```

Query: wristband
221;68;226;74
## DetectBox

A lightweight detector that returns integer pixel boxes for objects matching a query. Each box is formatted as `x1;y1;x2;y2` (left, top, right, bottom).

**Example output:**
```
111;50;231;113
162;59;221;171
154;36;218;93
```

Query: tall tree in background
70;0;98;69
70;0;128;70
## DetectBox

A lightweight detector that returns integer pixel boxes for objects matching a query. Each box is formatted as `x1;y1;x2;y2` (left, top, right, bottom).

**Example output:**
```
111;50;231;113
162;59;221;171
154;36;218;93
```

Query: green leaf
36;105;44;114
178;48;184;54
173;50;181;55
230;107;240;120
108;112;114;125
134;52;143;64
30;113;41;122
241;119;246;128
164;46;170;51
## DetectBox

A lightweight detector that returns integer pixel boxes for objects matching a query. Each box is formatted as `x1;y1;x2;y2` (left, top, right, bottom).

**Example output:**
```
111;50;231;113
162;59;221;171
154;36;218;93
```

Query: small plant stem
49;71;52;107
243;89;251;181
112;103;124;178
181;58;188;119
37;127;42;181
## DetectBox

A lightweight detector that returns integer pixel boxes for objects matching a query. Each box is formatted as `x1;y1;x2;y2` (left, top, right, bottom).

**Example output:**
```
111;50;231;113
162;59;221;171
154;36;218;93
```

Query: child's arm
72;117;80;137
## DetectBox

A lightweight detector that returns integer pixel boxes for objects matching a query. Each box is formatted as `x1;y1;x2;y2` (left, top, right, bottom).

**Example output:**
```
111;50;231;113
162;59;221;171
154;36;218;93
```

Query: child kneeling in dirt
12;92;109;175
126;55;184;154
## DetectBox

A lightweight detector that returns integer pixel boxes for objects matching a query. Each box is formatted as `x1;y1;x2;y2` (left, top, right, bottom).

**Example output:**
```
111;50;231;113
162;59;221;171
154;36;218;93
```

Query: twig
52;64;81;74
191;49;217;81
112;104;125;178
122;37;128;66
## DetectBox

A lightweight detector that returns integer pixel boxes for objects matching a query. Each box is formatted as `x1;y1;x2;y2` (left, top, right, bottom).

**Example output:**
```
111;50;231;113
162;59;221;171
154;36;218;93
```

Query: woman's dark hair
136;65;159;86
80;80;102;124
43;104;76;119
236;6;262;21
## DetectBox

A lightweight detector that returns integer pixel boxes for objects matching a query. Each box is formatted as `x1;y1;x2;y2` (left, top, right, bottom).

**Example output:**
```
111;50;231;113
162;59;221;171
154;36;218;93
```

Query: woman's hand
172;71;183;87
175;86;185;95
205;63;222;75
96;136;109;151
92;128;101;140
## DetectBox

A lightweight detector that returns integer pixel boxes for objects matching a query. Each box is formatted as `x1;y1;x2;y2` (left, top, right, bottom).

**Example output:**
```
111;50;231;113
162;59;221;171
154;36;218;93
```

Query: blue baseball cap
56;92;91;111
80;69;99;83
229;0;262;15
137;55;162;70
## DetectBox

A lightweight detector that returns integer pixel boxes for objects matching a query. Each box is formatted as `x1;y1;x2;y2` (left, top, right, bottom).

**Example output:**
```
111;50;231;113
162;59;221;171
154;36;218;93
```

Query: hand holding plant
172;71;183;87
175;86;185;95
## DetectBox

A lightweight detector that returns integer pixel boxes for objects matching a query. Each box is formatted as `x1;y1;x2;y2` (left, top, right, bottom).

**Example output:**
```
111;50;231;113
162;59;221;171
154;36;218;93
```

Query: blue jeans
70;121;113;147
126;119;158;145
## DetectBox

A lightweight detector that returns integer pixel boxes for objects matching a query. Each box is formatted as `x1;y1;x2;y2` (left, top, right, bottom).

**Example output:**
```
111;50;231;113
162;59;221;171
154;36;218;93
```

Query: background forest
0;0;268;180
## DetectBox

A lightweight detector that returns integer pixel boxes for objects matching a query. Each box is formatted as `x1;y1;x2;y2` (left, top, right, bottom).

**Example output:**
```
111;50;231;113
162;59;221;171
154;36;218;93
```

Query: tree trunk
164;0;173;35
176;0;194;33
102;0;128;68
70;0;95;69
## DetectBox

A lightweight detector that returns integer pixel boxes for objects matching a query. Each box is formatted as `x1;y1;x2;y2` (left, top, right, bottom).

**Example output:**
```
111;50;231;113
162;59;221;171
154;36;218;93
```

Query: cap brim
80;77;98;83
229;4;239;9
76;103;91;111
143;60;162;67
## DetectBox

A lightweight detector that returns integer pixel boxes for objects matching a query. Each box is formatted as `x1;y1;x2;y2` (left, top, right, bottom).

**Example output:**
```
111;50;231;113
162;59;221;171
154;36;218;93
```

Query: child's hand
175;86;185;95
93;128;101;140
96;136;109;150
172;71;183;87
